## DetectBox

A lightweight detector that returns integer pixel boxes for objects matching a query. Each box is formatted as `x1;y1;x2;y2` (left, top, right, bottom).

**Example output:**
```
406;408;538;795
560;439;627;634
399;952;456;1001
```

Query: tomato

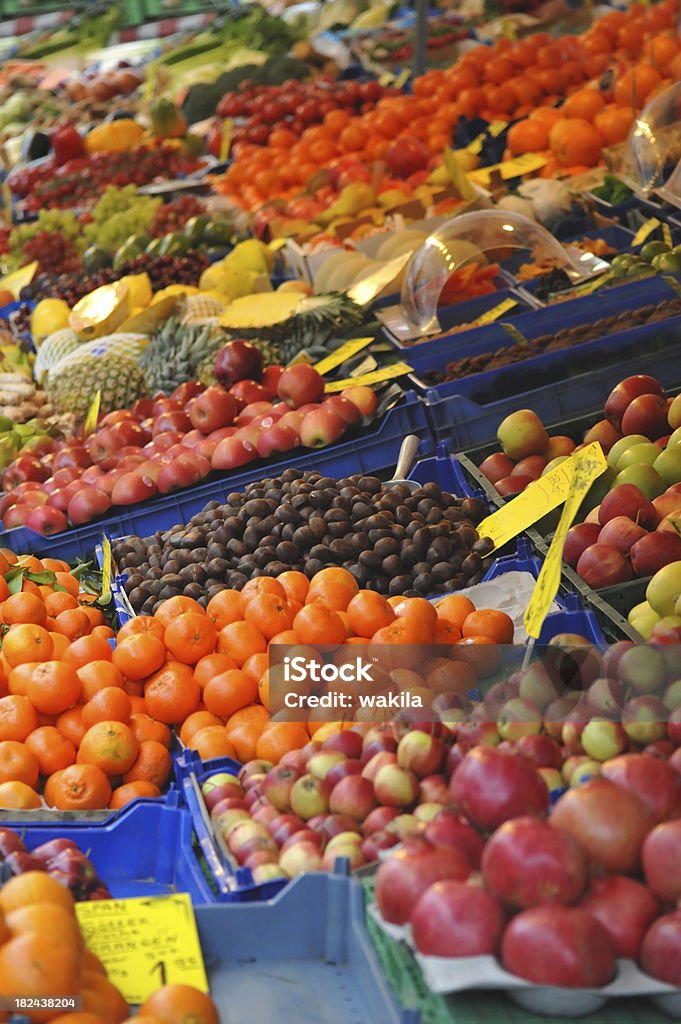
297;100;322;125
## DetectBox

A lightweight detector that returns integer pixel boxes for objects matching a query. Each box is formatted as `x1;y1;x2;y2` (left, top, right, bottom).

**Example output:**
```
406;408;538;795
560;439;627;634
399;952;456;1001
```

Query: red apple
621;394;670;440
211;437;257;470
642;818;681;903
479;453;515;484
362;806;400;835
277;365;324;409
214;340;263;387
25;506;68;536
157;453;210;494
188;387;238;433
450;746;549;833
111;471;157;506
374;836;471;924
299;408;346;448
598;516;648;555
268;813;306;846
501;905;615;987
576;543;633;588
257;423;299;459
631;532;681;576
563;523;602;567
423;809;486;868
515;734;563;769
396;731;446;777
482;816;586;909
598;484;658;528
230;380;269;406
605;375;664;431
341;385;378;416
640;911;681;986
323;395;362;425
601;753;681;823
289;774;331;820
328;775;376;821
579;875;659;958
495;475;534;497
67;487;111;525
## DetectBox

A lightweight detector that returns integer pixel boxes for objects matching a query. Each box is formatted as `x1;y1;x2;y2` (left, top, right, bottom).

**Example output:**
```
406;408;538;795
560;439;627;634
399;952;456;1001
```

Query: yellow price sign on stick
663;222;673;249
76;894;208;1005
314;337;374;375
632;217;660;246
83;391;101;437
219;119;233;162
523;442;608;640
99;534;112;605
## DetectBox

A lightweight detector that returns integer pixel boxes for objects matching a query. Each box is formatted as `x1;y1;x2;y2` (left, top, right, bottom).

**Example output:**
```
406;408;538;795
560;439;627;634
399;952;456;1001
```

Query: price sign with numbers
75;894;208;1004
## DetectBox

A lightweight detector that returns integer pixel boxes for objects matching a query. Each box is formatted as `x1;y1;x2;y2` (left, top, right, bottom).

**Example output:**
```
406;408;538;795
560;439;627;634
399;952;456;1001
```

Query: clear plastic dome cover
620;82;681;196
401;210;586;331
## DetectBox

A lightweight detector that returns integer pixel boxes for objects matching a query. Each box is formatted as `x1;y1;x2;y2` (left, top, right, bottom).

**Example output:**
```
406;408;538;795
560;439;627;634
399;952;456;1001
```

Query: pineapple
47;354;148;423
139;317;225;395
218;292;365;361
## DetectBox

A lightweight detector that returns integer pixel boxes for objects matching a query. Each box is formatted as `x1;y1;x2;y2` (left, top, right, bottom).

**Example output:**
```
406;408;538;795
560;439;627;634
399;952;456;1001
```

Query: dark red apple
598;516;648;555
214;340;264;387
598;484;659;528
67;487;111;525
411;880;506;956
621;393;669;440
450;746;549;833
277;364;325;409
605;375;664;431
576;543;633;588
631;532;681;576
579;875;659;958
563;523;602;567
26;506;68;535
642;818;681;903
501;905;615;987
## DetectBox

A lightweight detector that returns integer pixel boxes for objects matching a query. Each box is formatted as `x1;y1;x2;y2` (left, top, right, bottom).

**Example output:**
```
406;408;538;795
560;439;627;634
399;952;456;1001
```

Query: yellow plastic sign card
324;361;413;392
632;218;660;246
314;337;374;375
75;893;208;1005
475;297;517;325
99;534;112;606
83;390;101;437
523;442;608;640
476;458;577;552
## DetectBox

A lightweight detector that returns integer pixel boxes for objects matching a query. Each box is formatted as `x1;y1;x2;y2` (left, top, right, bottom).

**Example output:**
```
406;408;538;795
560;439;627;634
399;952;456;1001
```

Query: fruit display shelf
6;790;217;903
0;390;434;562
363;877;673;1024
193;866;415;1024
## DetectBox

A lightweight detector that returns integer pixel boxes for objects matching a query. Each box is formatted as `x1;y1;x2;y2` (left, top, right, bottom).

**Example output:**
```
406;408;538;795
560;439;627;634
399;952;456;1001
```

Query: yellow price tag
474;297;517;326
288;350;314;366
394;69;410;89
633;217;661;246
219;119;233;163
324;361;412;392
568;273;611;297
500;18;517;40
443;147;476;201
269;237;288;253
488;120;508;138
476;458;576;553
76;894;208;1005
314;337;373;375
663;222;673;249
468;153;549;185
466;135;484;156
523;442;608;640
100;534;112;605
83;390;101;437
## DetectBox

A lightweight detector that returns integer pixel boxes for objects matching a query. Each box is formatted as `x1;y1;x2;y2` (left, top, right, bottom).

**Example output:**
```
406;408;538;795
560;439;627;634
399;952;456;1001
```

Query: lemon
30;299;71;347
119;272;152;309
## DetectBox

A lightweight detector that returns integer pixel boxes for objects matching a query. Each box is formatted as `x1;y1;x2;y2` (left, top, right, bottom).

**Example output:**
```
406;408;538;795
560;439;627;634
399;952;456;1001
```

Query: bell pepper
51;124;85;166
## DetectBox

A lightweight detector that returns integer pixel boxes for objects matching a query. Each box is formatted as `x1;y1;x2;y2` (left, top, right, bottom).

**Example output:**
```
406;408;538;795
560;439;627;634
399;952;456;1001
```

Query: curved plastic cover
620;82;681;195
401;210;583;330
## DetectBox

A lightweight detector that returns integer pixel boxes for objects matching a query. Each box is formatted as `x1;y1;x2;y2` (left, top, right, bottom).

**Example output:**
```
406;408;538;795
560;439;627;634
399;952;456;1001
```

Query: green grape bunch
83;185;162;253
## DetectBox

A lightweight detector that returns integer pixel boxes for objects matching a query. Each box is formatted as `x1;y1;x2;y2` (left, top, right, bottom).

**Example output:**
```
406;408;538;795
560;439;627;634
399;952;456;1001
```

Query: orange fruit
44;591;78;617
77;661;125;700
154;595;202;627
26;725;75;775
614;64;663;108
0;871;74;913
117;616;165;643
164;612;217;665
139;986;218;1024
454;635;501;677
2;592;47;626
8;661;38;696
346;591;395;638
77;721;139;775
0;740;39;787
189;726;237;760
203;669;257;719
54;572;79;598
194;652;238;689
82;687;132;728
506;118;550;155
238;577;286;614
562;88;606;121
122;739;171;787
109;781;161;809
113;633;167;680
62;634;113;669
462;608;514;644
549;118;603;167
594;105;633;145
0;932;80;1002
0;780;41;808
6;903;82;947
256;722;309;763
278;571;309;604
225;704;270;762
56;705;86;748
44;763;112;811
144;662;200;725
81;971;129;1023
53;607;92;641
205;590;242;630
26;661;81;714
244;594;295;641
435;594;476;631
218;621;267;666
0;694;38;741
293;604;346;646
241;651;269;684
130;713;171;747
179;711;223;746
307;567;359;611
3;623;53;667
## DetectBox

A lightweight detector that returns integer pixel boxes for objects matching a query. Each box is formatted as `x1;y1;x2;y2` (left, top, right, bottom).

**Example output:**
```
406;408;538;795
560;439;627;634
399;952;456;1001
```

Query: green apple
541;456;568;475
617;645;667;695
615;463;666;498
607;434;649;469
628;600;661;640
647;562;681;616
616;442;662;470
581;719;628;762
668;394;681;430
669;426;681;446
655;446;681;485
663;678;681;711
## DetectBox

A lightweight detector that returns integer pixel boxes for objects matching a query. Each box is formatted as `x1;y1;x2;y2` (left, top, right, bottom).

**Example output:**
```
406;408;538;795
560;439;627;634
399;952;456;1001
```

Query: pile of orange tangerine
0;553;513;810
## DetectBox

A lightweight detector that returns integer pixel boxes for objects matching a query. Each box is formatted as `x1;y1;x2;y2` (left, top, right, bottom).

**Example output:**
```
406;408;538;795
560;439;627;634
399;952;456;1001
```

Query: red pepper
51;124;85;166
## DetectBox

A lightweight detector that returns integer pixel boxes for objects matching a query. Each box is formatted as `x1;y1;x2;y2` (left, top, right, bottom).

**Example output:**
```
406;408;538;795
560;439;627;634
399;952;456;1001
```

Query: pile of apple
375;746;681;993
0;830;110;902
0;341;378;536
198;634;681;894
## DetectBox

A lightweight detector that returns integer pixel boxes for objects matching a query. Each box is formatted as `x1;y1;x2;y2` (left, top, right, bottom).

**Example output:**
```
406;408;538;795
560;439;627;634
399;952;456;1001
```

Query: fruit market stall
2;0;681;1020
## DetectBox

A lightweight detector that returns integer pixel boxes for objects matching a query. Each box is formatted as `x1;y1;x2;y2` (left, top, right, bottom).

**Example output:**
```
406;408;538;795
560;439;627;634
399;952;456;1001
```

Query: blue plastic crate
174;748;288;903
0;391;433;561
194;868;417;1024
13;791;217;903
